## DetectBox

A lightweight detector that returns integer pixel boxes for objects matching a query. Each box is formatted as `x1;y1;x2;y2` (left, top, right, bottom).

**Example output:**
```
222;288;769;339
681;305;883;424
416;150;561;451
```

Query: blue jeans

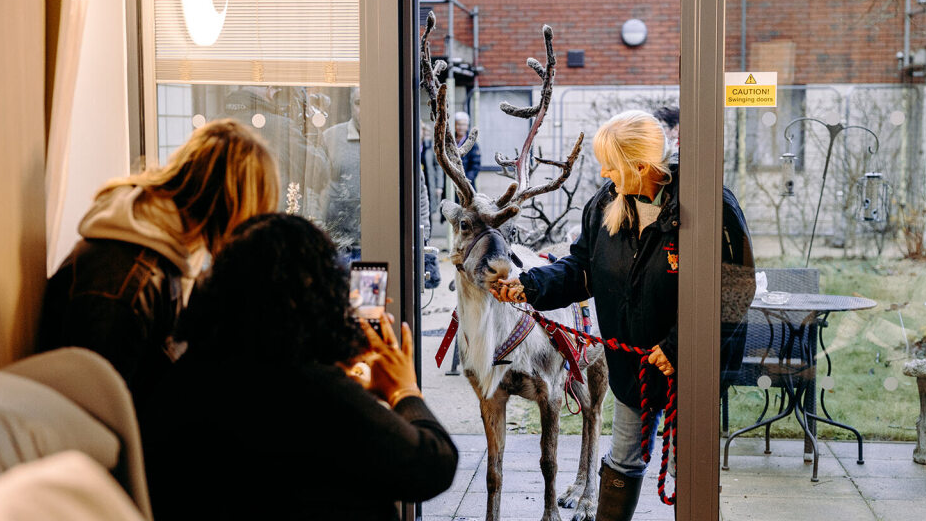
603;398;665;479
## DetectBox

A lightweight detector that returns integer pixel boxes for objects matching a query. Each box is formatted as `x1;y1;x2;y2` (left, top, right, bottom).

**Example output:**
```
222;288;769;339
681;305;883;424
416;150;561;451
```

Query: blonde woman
38;119;279;402
492;110;677;520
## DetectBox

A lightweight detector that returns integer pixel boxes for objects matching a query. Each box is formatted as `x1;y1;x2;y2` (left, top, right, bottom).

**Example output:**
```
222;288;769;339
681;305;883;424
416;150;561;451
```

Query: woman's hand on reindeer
490;277;526;303
359;315;422;407
648;345;675;376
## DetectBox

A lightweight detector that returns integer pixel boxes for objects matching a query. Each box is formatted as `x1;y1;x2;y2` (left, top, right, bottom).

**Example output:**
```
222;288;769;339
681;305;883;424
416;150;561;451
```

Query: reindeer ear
440;200;463;224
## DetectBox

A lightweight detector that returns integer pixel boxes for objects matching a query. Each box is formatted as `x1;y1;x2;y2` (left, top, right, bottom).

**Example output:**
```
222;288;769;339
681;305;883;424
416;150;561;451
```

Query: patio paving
420;434;926;521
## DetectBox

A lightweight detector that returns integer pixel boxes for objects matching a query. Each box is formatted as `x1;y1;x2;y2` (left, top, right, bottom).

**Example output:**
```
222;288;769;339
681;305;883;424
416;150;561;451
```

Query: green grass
520;256;925;441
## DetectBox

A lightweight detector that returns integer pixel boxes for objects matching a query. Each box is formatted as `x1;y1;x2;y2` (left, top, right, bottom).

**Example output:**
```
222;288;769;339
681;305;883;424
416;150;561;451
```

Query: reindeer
422;14;609;521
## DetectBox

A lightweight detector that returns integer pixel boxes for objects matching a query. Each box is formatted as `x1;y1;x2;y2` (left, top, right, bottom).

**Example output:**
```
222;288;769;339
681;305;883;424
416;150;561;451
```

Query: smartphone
349;261;389;338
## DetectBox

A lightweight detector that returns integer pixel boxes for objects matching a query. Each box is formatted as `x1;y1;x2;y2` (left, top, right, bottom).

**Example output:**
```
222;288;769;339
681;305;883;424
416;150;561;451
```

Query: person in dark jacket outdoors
38;119;280;406
141;213;458;520
492;109;754;520
454;111;481;187
653;105;680;157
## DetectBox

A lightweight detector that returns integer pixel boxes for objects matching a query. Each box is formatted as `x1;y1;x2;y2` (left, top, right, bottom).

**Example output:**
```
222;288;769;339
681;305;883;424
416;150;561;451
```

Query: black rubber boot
595;464;644;521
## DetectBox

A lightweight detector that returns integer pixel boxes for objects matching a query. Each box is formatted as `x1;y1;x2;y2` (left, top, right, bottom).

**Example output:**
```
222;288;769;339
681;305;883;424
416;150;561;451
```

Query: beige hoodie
78;185;206;302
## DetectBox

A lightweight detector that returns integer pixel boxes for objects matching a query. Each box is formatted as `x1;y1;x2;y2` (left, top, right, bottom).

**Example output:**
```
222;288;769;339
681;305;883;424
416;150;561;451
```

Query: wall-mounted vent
567;50;585;68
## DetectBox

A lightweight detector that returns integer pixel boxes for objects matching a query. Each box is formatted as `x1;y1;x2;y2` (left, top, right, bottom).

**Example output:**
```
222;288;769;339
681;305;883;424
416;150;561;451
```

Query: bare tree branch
513;133;584;205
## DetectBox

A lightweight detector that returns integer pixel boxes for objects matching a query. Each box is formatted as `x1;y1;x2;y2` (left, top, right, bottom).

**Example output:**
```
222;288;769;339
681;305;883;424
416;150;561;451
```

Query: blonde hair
101;118;279;255
593;110;671;235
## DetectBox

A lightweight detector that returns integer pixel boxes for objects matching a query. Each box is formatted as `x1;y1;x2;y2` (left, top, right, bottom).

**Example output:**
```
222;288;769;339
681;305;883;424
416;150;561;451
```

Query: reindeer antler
419;12;445;120
419;16;582;228
492;25;584;216
420;12;475;208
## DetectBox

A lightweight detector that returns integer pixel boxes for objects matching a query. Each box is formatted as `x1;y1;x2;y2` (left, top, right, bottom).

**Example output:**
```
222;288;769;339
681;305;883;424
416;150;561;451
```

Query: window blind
154;0;359;86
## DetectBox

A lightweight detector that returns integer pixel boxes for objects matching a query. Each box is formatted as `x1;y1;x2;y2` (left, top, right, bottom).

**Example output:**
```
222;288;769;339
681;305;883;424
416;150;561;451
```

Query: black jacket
462;140;481;184
719;186;756;387
142;353;459;520
520;175;680;409
519;168;754;409
37;239;183;400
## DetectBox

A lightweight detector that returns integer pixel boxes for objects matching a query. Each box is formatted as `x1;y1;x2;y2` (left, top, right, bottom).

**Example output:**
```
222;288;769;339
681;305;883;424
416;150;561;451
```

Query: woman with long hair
493;109;753;520
141;213;457;520
493;110;678;520
38;118;279;400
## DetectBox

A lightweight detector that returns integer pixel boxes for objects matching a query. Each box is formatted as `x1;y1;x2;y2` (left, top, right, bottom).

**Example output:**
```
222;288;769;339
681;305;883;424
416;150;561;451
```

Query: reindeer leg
539;389;564;521
557;378;591;510
570;356;610;521
479;390;509;521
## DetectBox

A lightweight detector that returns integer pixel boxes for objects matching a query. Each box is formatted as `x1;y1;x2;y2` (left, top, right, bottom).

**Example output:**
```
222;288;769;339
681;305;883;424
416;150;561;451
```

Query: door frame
129;1;727;518
678;0;724;518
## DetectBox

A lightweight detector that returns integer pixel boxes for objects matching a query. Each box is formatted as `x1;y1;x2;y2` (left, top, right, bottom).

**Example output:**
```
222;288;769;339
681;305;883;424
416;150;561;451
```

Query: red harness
435;303;586;385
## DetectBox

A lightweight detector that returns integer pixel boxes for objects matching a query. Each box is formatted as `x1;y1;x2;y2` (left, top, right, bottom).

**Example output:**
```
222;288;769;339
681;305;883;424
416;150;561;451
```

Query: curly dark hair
179;213;366;366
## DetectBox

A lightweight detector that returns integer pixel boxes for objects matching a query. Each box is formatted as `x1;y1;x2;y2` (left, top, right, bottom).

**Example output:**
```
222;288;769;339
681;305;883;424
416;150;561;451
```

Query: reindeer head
421;13;583;291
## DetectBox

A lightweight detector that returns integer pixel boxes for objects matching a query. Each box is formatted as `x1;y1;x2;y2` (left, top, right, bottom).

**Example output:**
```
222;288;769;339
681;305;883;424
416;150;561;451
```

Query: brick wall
425;0;680;86
423;0;925;87
727;0;926;85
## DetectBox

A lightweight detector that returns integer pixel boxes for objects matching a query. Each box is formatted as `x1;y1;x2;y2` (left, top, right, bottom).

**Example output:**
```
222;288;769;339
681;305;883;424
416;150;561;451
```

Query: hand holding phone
357;317;421;407
350;262;388;337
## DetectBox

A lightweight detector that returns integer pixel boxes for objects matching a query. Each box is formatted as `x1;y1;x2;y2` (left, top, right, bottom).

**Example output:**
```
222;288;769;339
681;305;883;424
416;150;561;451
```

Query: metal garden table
722;293;877;481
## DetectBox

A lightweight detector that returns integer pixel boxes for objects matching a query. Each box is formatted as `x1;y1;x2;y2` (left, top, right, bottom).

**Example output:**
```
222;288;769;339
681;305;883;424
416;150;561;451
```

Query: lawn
520;256;926;441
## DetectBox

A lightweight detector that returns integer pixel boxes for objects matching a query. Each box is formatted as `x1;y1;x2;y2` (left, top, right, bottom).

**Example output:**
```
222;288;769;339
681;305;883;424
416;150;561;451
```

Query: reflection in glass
155;84;361;258
720;2;926;516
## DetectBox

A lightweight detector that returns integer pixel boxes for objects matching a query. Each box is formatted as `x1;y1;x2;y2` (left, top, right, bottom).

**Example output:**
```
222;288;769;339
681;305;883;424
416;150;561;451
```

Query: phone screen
349;262;388;336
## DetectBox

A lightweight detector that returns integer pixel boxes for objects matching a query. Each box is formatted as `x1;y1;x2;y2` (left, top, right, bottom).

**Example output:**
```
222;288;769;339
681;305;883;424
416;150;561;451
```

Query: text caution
725;72;777;107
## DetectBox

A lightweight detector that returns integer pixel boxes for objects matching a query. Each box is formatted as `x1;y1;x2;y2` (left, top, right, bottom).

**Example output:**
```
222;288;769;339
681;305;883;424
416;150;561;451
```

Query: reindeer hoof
557;484;582;509
568;498;597;521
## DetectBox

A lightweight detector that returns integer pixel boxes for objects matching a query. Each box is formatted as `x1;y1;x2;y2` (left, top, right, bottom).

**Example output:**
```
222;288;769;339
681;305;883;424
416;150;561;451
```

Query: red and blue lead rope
510;304;678;506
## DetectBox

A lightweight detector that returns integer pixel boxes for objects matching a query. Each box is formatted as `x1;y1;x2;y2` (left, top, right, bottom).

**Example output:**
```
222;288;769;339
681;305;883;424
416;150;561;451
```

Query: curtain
45;0;88;275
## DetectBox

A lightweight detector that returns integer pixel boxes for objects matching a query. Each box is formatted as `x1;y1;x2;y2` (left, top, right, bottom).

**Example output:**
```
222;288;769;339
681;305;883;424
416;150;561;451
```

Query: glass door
418;1;686;519
144;0;369;258
717;1;926;519
140;3;417;518
141;0;411;322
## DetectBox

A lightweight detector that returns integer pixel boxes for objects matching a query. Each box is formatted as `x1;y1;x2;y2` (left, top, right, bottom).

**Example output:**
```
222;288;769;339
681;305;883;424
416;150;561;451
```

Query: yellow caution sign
725;72;777;107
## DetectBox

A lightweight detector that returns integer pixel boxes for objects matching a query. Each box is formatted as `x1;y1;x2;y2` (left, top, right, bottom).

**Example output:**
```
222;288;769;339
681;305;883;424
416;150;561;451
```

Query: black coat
520;168;754;409
462;140;481;184
37;239;183;400
719;186;756;387
520;176;680;409
142;353;459;520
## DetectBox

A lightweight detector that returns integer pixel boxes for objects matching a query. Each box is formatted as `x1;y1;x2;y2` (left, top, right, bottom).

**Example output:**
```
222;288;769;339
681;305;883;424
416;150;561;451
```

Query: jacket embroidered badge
664;242;679;273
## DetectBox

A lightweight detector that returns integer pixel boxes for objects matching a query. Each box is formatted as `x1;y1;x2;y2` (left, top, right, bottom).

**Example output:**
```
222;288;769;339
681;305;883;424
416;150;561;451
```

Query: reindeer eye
459;220;471;232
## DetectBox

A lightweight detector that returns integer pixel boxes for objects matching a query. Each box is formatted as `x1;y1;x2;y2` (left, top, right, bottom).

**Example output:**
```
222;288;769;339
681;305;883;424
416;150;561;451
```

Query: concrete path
421;434;926;521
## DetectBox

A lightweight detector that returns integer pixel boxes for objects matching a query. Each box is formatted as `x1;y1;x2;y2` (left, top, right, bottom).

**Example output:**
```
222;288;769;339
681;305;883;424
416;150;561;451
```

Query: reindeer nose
486;258;510;280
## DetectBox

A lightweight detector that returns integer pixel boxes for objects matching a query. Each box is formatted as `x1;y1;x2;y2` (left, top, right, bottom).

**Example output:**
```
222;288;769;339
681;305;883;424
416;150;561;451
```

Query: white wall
1;0;46;365
51;0;130;271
